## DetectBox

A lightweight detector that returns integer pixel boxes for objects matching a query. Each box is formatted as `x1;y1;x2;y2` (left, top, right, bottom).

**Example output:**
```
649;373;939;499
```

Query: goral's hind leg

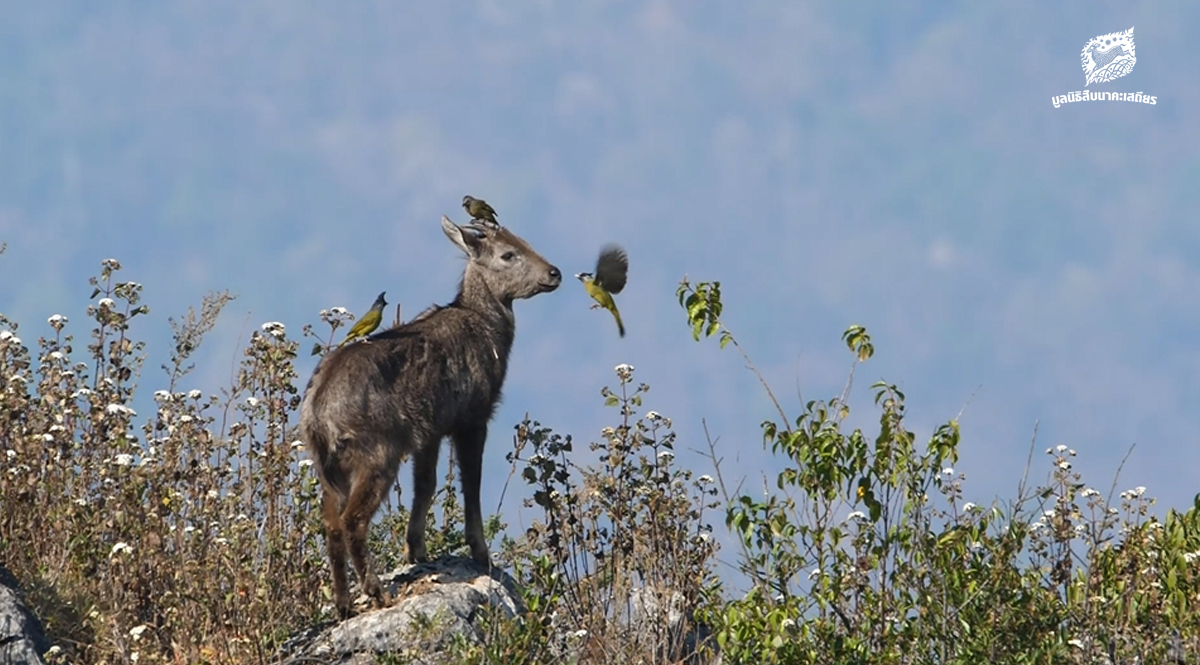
321;487;352;618
341;468;391;608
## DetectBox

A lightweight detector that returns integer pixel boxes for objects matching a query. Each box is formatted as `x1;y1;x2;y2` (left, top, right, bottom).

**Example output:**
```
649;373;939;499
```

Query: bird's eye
501;251;516;261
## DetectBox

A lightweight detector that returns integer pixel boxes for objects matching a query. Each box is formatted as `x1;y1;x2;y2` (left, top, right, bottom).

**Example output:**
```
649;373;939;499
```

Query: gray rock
0;565;50;665
628;586;718;665
278;557;525;665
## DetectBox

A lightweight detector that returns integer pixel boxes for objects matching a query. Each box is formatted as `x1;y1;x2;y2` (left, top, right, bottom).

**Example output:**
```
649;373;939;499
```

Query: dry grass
1;262;1198;665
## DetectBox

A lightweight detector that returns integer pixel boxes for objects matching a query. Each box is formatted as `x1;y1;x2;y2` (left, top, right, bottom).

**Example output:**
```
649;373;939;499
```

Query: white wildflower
188;389;203;400
1074;524;1087;535
179;415;193;423
781;617;796;630
1081;488;1100;498
48;314;68;326
1044;447;1053;455
206;489;219;500
110;542;133;557
8;374;26;384
291;440;305;450
113;454;133;467
1043;509;1056;518
656;449;674;464
5;450;14;460
1068;638;1084;649
614;363;634;380
49;351;64;361
330;307;348;316
46;646;61;657
153;390;171;402
962;502;977;512
1068;449;1076;456
129;624;149;640
105;404;136;417
1056;444;1067;453
184;524;196;534
215;537;229;546
246;397;260;408
1183;551;1198;564
1058;461;1071;470
646;411;661;421
1134;486;1146;496
571;629;589;639
298;459;314;468
97;298;116;309
807;568;821;581
261;321;287;339
74;498;87;506
1030;521;1047;532
697;475;714;485
846;511;867;521
941;467;954;476
42;433;54;442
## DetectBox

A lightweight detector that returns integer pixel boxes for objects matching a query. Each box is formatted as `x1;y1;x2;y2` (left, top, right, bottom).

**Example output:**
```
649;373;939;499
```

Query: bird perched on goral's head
338;291;387;348
462;195;499;226
576;244;629;338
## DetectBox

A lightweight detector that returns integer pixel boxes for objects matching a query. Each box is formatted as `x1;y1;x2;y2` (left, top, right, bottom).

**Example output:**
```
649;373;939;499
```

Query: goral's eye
501;251;516;261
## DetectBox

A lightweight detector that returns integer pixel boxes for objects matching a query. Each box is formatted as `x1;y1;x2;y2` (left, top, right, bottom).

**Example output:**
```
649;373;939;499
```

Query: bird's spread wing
594;244;628;294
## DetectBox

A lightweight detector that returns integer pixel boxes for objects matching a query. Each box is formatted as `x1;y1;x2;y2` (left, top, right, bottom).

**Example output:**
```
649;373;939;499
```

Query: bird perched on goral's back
462;195;499;225
338;291;387;348
576;244;629;338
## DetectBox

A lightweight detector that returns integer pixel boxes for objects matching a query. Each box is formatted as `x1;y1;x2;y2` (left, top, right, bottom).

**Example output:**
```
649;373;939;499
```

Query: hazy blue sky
2;2;1198;585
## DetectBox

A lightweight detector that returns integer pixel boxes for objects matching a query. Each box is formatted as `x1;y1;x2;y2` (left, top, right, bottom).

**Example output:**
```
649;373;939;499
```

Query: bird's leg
589;304;602;310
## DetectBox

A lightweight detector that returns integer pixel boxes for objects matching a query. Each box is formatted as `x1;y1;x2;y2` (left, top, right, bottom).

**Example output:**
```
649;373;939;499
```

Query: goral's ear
441;215;484;257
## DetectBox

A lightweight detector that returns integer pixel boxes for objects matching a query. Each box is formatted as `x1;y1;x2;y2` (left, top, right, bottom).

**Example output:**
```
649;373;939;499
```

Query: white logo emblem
1081;27;1136;86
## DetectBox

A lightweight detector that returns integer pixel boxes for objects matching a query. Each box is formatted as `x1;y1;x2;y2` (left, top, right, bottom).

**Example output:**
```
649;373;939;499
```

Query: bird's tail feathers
612;307;625;338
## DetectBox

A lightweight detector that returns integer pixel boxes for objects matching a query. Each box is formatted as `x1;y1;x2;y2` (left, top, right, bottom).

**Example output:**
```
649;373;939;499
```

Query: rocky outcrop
276;558;721;665
628;586;718;665
0;565;50;665
277;557;525;665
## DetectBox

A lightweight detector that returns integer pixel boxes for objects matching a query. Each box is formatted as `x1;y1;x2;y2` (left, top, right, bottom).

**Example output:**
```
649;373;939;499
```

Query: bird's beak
574;273;585;281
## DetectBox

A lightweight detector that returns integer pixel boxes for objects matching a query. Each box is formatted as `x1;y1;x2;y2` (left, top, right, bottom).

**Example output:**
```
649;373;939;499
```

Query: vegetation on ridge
0;258;1197;664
